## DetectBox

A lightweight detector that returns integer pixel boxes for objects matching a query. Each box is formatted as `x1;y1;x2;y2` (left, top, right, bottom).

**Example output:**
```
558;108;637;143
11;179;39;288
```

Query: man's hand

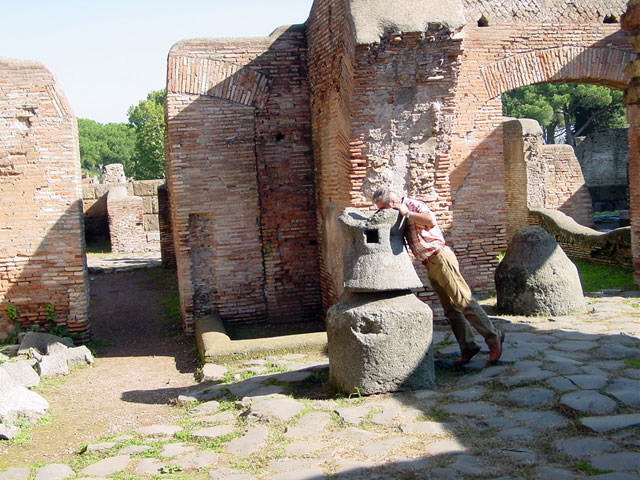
389;199;409;216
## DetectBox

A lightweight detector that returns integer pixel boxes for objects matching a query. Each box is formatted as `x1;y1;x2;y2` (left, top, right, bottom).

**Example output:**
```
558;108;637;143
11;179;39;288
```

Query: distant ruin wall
0;58;90;341
575;128;629;212
106;186;147;254
82;178;162;251
504;119;594;239
575;128;629;187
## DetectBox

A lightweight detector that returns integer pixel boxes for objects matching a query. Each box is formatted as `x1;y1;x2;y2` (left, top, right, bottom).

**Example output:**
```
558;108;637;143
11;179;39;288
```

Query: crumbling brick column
157;184;176;269
106;187;147;254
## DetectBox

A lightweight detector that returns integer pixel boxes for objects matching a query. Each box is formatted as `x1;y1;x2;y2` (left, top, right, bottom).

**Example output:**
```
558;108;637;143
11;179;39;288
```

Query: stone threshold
196;314;328;363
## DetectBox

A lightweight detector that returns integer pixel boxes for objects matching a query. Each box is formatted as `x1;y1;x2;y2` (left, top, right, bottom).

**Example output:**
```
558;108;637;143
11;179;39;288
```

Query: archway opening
499;82;634;290
502;82;629;231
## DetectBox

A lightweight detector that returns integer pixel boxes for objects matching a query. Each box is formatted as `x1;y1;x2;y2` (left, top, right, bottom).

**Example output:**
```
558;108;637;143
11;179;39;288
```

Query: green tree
502;83;627;145
127;89;166;179
77;119;136;177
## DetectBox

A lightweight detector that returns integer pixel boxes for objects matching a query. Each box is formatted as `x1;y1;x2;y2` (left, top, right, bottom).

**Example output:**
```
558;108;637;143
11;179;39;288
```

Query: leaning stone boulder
36;352;69;377
0;368;49;425
327;291;434;395
0;359;40;388
66;345;94;366
495;226;585;316
0;423;20;440
17;332;74;356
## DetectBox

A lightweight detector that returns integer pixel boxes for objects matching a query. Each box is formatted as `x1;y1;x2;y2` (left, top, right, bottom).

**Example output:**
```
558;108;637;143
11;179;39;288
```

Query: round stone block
327;291;434;395
495;226;585;315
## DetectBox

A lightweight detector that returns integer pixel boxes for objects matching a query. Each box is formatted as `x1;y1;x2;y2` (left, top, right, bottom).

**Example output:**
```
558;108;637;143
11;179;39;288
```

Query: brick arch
166;56;271;108
480;46;634;99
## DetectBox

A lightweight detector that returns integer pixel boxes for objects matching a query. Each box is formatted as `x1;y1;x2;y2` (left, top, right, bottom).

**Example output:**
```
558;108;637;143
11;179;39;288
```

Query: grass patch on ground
624;358;640;368
573;260;636;292
85;239;112;255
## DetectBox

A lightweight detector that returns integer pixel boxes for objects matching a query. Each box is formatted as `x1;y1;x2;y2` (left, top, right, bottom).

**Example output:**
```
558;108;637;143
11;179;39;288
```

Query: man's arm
389;199;436;228
405;210;436;228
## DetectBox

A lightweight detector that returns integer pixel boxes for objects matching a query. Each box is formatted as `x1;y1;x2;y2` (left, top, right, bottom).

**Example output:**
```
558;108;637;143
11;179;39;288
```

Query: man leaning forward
373;186;505;365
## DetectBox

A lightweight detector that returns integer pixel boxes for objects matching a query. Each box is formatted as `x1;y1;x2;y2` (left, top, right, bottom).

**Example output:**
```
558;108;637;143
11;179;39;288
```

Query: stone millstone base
326;291;434;395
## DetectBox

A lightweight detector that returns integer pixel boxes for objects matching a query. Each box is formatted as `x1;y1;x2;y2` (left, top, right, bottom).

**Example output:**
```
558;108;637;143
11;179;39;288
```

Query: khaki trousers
424;246;499;353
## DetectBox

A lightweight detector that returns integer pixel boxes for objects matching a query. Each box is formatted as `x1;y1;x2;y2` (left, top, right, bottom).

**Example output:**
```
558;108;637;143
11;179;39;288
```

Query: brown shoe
489;332;505;364
454;345;481;366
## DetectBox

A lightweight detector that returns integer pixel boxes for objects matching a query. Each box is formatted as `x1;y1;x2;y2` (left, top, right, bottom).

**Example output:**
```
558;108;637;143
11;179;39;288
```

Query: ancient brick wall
623;0;640;286
165;27;322;332
106;186;147;254
165;0;638;332
306;0;358;309
0;58;90;341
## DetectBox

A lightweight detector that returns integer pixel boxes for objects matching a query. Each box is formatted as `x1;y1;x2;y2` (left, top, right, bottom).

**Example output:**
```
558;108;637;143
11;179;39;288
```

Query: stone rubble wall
0;58;90;342
575;128;629;188
575;128;630;212
82;179;163;252
461;0;626;24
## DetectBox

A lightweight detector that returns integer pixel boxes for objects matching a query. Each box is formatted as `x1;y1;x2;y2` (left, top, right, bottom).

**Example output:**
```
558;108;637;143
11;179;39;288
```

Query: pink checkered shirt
403;197;445;262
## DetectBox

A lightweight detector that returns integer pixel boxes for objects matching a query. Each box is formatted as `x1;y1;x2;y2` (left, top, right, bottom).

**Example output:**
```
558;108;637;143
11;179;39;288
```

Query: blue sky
1;0;314;124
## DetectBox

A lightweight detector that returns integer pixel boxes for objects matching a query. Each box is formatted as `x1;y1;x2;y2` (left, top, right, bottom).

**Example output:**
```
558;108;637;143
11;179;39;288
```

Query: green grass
573;260;636;292
575;460;612;476
85;239;112;254
624;358;640;368
163;295;181;324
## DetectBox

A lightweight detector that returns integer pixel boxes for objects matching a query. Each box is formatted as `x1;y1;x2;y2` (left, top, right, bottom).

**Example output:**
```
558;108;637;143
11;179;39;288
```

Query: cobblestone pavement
1;292;639;480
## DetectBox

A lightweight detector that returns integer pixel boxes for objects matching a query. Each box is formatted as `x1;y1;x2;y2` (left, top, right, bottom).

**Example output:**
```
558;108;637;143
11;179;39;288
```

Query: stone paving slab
79;455;130;476
560;390;619;414
580;413;640;432
227;425;269;457
553;437;618;459
34;464;74;480
590;452;640;472
284;411;331;438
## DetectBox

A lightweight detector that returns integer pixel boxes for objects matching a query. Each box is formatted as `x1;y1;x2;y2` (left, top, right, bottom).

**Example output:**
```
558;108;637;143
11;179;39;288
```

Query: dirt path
0;268;198;468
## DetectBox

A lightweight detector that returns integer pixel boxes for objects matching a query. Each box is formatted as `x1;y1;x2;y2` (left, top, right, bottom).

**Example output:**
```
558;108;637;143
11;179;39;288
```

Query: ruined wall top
347;0;466;44
343;0;626;45
462;0;626;25
168;24;305;57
